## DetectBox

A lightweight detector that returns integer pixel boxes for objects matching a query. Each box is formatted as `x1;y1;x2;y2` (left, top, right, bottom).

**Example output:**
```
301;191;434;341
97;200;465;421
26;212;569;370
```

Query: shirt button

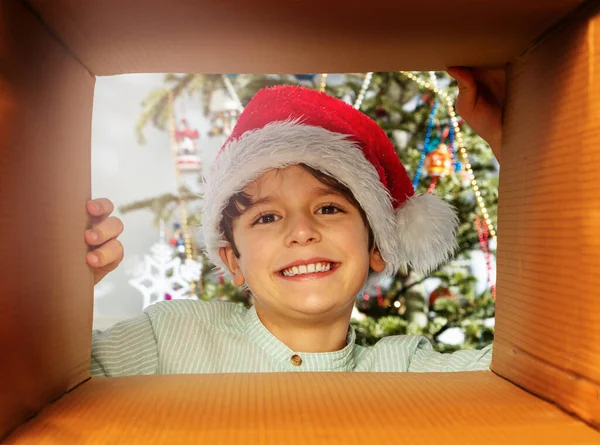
290;354;303;366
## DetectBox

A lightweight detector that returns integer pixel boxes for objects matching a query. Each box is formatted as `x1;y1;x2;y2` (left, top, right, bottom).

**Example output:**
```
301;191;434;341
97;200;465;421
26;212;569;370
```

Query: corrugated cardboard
5;373;600;444
27;0;583;74
1;0;599;443
493;0;600;428
0;0;95;438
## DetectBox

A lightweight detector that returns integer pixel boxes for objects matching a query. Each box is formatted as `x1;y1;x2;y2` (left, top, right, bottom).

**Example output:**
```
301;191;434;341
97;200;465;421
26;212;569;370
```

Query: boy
87;68;503;376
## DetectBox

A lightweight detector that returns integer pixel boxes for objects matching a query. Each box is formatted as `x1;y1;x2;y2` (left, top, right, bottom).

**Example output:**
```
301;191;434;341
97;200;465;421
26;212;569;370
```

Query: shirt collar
244;305;356;372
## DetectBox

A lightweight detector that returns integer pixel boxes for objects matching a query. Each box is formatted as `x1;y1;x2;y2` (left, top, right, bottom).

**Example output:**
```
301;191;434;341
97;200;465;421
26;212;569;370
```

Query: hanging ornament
429;286;458;308
424;143;453;178
208;88;240;137
174;118;202;172
129;221;202;309
168;222;187;255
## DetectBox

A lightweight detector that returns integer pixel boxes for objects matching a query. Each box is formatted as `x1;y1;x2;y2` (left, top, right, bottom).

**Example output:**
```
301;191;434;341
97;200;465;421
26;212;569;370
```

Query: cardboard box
1;0;598;443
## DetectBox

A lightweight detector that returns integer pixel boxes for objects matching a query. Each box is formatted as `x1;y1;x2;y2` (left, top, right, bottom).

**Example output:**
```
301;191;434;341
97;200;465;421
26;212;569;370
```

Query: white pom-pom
395;193;458;274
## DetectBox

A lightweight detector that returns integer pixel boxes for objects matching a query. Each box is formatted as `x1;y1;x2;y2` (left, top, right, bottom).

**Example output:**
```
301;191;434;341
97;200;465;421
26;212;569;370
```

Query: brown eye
253;213;280;225
316;205;342;215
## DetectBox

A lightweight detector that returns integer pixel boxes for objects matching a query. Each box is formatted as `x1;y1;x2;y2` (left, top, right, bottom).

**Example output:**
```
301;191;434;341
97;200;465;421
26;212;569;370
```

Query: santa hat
201;85;458;282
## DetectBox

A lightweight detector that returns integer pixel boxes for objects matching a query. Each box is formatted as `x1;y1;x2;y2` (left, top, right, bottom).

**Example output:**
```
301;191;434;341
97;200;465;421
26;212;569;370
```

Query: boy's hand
447;67;506;162
86;198;124;286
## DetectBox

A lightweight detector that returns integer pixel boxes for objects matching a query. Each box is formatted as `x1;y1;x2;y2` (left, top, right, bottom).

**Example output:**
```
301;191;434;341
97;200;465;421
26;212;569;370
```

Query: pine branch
135;74;210;144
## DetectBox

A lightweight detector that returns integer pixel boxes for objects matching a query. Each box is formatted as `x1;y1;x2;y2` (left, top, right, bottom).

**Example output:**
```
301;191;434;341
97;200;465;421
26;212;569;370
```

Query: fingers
447;67;477;116
447;66;505;152
87;198;115;218
86;198;124;284
87;238;124;269
447;67;475;89
85;216;124;247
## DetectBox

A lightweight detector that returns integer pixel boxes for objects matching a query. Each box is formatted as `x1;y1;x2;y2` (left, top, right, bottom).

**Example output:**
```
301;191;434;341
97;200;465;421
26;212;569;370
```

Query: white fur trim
201;121;456;283
395;193;458;274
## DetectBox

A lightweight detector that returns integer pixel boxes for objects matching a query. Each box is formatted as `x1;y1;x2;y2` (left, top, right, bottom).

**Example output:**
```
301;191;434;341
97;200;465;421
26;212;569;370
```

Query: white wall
91;74;221;330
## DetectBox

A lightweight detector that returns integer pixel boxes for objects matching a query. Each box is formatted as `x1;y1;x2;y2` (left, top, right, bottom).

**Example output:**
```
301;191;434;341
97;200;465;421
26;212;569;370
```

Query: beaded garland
476;215;496;299
413;100;439;190
400;71;497;240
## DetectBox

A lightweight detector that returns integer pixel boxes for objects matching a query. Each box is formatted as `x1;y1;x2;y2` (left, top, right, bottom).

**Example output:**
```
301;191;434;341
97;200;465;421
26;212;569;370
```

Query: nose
284;212;321;247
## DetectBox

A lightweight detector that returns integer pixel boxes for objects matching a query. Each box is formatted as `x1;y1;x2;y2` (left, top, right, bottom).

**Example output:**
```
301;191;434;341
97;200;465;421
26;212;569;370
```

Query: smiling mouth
278;261;339;277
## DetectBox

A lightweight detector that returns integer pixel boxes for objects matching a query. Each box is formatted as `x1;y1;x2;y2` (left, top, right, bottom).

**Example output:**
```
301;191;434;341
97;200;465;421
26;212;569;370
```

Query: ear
218;245;246;286
369;245;386;273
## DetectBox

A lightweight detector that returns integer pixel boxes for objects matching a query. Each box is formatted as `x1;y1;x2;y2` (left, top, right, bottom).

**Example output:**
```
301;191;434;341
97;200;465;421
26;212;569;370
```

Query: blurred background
92;72;498;352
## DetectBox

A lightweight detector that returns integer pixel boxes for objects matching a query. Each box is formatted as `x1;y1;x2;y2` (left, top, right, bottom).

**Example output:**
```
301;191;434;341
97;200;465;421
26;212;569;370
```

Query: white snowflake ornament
129;220;202;309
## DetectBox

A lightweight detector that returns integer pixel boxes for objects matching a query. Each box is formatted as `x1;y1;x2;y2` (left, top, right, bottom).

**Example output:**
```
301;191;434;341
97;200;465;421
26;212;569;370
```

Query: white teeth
282;262;333;276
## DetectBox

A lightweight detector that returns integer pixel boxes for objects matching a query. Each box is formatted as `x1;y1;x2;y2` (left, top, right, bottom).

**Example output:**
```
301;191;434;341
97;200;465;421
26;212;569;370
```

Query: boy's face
219;165;385;321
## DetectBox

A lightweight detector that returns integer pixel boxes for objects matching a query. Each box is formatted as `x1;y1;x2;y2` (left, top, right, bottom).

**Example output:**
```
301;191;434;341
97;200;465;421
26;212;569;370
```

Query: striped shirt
91;300;492;376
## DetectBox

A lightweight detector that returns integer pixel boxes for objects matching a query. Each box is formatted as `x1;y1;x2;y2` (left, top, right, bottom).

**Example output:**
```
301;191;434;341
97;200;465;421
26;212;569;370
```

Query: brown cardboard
27;0;583;74
493;0;600;428
1;0;600;442
0;0;95;437
6;373;600;444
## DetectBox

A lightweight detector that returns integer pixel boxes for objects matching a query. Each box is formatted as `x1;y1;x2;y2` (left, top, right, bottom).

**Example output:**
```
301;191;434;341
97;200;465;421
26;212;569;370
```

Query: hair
220;163;375;258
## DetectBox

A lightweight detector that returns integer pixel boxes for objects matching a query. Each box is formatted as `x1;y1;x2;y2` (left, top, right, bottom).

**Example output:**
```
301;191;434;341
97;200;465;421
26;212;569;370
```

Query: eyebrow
242;186;347;215
312;186;347;200
241;195;277;214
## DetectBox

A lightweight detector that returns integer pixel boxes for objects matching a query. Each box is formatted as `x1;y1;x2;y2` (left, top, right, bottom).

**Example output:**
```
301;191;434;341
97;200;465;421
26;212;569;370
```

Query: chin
286;293;352;318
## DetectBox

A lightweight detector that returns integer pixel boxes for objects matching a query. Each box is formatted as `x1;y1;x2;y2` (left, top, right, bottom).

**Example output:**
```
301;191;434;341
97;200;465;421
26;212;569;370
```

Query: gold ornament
424;143;453;177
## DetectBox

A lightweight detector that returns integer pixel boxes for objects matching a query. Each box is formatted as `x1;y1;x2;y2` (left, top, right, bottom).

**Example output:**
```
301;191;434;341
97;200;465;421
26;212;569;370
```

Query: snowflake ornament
129;222;202;309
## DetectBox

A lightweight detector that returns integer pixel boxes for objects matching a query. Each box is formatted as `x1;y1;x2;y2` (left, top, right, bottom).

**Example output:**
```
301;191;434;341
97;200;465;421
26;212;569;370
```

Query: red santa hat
201;85;457;282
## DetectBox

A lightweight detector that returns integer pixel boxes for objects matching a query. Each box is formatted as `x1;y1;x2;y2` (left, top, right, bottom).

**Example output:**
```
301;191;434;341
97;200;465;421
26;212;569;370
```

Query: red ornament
429;286;456;307
175;119;199;142
175;118;202;172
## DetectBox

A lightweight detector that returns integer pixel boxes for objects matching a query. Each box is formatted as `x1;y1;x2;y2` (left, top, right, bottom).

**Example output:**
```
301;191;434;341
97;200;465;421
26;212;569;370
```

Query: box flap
25;0;583;75
0;0;94;439
6;373;600;444
493;0;600;428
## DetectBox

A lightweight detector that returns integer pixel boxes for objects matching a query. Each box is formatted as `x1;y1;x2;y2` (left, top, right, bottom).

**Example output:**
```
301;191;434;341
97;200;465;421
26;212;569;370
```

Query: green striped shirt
91;300;492;376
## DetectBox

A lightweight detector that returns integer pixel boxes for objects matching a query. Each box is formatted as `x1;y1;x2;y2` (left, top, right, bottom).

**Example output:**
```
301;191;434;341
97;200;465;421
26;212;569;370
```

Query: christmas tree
126;72;498;352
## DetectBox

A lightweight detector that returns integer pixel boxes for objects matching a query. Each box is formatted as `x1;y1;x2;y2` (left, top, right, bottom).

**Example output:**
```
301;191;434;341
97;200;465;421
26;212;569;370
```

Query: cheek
338;220;370;249
235;231;276;274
